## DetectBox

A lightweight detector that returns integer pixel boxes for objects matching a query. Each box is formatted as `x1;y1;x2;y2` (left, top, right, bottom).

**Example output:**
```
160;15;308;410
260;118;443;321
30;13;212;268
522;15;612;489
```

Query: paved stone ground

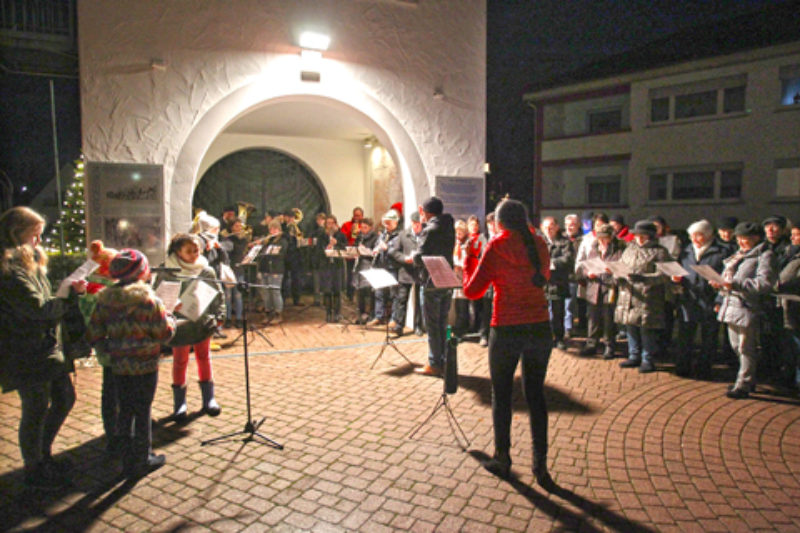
2;297;800;532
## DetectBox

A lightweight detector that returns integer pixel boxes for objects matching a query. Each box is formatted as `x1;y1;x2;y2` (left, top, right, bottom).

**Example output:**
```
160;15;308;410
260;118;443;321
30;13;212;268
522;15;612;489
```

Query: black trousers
488;322;552;460
116;371;158;466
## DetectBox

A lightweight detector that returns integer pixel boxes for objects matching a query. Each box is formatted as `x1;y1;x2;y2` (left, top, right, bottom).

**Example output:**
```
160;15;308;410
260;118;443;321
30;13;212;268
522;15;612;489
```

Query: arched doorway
193;148;328;235
170;81;429;237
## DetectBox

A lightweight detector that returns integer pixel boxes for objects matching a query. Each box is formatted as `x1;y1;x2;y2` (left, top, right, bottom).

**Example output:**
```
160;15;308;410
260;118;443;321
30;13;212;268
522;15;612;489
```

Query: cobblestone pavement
2;297;800;532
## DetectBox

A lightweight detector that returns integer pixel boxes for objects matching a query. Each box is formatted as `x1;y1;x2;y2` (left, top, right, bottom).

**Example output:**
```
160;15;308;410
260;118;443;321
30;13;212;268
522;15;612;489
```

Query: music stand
222;251;275;348
408;336;470;450
317;249;358;331
201;278;283;449
360;268;414;369
407;255;469;449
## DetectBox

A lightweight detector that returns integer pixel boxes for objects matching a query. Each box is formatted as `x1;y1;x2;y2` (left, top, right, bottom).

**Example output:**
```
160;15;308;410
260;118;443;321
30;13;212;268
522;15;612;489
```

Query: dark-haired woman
464;199;555;489
0;206;86;489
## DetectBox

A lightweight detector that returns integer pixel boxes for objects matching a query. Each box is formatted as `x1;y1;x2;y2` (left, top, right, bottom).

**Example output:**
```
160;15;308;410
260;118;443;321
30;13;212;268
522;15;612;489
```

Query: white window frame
648;74;747;124
646;164;742;204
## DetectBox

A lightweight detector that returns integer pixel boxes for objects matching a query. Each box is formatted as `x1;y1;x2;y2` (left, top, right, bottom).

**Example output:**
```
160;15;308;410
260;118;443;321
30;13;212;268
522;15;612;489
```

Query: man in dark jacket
413;196;455;376
541;216;575;350
761;214;792;378
388;212;420;336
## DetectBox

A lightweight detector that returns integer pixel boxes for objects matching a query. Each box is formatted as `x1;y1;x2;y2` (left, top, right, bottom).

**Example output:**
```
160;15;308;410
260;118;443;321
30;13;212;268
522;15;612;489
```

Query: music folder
421;256;462;289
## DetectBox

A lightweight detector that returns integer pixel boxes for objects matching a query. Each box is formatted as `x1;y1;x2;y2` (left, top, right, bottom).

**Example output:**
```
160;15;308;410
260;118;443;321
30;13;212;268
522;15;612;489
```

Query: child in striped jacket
87;249;175;478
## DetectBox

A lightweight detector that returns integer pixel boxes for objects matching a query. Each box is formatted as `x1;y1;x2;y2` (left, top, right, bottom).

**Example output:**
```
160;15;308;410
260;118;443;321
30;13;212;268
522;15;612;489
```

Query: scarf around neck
165;253;208;277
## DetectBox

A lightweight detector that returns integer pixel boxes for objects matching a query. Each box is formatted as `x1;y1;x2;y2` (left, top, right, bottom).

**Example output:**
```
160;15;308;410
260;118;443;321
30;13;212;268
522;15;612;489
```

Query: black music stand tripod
222;279;274;348
409;336;470;450
202;279;283;449
408;256;469;449
360;268;413;368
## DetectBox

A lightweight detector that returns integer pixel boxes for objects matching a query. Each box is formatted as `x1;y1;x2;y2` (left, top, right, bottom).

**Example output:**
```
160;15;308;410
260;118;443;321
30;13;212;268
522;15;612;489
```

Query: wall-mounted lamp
363;136;377;149
433;87;445;100
150;58;167;71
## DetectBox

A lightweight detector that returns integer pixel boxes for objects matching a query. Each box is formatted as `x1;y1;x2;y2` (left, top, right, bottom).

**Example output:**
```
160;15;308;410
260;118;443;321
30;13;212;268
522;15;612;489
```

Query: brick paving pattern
2;297;800;531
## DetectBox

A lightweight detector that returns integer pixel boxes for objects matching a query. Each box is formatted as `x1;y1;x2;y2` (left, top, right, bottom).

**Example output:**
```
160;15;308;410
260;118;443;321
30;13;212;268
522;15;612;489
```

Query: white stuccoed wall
78;0;486;237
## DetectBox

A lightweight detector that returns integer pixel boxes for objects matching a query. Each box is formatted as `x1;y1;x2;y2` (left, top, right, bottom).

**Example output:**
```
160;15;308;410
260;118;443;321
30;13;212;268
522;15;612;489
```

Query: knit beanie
109;249;150;284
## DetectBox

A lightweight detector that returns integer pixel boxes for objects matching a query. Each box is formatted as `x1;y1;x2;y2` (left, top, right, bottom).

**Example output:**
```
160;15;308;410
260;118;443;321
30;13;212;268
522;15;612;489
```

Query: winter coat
373;228;400;272
716;242;776;328
388;227;420;285
257;234;288;275
675;241;726;322
576;238;624;305
463;228;551;327
0;249;74;392
414;214;456;289
154;258;225;347
765;237;792;271
352;230;379;290
87;281;175;375
613;239;672;329
778;249;800;330
544;234;574;299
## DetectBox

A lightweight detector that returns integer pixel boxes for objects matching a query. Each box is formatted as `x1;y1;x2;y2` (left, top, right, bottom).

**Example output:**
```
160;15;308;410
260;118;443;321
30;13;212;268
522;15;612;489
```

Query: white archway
169;77;428;236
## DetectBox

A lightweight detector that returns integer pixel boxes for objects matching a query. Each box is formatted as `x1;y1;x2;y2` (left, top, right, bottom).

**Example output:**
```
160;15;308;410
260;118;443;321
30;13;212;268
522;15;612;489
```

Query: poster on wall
86;162;166;265
435;176;485;224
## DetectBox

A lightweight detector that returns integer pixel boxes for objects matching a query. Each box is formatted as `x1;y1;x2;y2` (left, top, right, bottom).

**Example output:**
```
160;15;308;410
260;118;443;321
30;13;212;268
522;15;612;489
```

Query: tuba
237;201;255;239
288;207;304;240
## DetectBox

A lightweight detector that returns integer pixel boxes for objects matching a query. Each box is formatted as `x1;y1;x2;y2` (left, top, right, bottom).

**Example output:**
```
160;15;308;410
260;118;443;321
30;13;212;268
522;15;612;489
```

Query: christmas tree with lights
45;156;87;255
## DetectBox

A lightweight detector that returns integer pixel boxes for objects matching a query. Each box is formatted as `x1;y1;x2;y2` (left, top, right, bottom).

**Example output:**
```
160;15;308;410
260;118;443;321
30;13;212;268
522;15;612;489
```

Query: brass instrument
287;207;304;240
237;201;255;239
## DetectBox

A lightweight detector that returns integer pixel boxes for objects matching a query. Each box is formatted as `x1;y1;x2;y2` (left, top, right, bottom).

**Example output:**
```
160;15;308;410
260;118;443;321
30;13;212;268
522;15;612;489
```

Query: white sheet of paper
155;281;182;312
241;244;262;264
265;245;282;255
219;263;236;283
324;249;340;258
579;257;608;277
360;268;399;289
604;261;632;278
56;258;99;297
421;255;462;289
358;244;373;257
178;280;218;321
660;234;679;252
344;247;358;259
656;261;689;277
691;264;726;285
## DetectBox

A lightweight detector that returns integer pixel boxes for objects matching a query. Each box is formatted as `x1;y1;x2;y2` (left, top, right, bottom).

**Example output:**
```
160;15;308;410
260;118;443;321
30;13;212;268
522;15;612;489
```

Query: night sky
486;0;779;210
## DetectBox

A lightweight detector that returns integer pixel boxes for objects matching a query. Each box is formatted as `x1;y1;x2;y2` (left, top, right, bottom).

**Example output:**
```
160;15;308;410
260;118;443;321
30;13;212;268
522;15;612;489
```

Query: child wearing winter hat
87;248;176;478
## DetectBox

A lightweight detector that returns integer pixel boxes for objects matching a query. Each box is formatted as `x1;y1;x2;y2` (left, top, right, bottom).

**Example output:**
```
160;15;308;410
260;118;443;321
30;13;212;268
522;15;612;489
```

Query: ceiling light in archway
299;31;330;51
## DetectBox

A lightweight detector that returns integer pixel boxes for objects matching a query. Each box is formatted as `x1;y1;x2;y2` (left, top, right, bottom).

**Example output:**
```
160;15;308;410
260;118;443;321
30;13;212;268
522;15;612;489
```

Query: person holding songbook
464;199;555;489
575;223;624;358
613;220;671;374
318;215;348;322
156;233;226;420
353;218;378;324
670;219;726;379
711;222;776;399
257;219;288;324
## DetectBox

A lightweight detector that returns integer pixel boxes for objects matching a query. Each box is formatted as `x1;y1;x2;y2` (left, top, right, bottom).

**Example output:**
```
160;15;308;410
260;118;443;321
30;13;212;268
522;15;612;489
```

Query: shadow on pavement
457;374;596;414
0;423;191;532
468;450;658;533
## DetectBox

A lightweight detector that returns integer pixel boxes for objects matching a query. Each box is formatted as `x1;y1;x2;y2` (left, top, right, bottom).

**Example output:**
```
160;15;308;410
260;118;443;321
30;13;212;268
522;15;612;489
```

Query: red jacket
463;229;551;327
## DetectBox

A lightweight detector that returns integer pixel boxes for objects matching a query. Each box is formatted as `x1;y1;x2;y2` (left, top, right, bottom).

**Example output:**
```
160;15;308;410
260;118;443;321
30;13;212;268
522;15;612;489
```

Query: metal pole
49;79;65;256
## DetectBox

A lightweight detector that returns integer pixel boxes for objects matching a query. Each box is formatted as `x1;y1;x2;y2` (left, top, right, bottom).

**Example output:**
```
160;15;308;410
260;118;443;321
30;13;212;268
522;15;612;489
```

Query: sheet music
421;256;462;289
56;258;99;297
656;261;689;277
344;246;358;259
691;265;726;285
264;245;281;255
360;268;399;289
358;244;374;257
604;260;632;278
155;280;182;312
578;257;608;277
241;244;262;265
178;280;218;321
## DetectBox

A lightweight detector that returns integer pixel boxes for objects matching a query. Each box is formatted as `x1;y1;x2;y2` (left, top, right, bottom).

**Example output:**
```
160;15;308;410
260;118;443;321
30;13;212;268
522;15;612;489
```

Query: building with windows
524;6;800;230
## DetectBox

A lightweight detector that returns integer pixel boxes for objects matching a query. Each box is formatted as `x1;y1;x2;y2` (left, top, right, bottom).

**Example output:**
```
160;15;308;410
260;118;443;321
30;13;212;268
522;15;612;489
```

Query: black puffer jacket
414;214;455;288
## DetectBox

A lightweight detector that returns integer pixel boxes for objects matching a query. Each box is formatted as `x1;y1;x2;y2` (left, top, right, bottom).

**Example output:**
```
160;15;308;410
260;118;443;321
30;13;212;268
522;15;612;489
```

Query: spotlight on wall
150;58;167;71
363;136;376;149
299;31;330;51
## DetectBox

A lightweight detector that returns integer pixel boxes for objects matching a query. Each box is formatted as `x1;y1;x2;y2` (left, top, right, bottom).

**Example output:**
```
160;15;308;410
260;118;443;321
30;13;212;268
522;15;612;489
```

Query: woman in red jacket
464;199;555;489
